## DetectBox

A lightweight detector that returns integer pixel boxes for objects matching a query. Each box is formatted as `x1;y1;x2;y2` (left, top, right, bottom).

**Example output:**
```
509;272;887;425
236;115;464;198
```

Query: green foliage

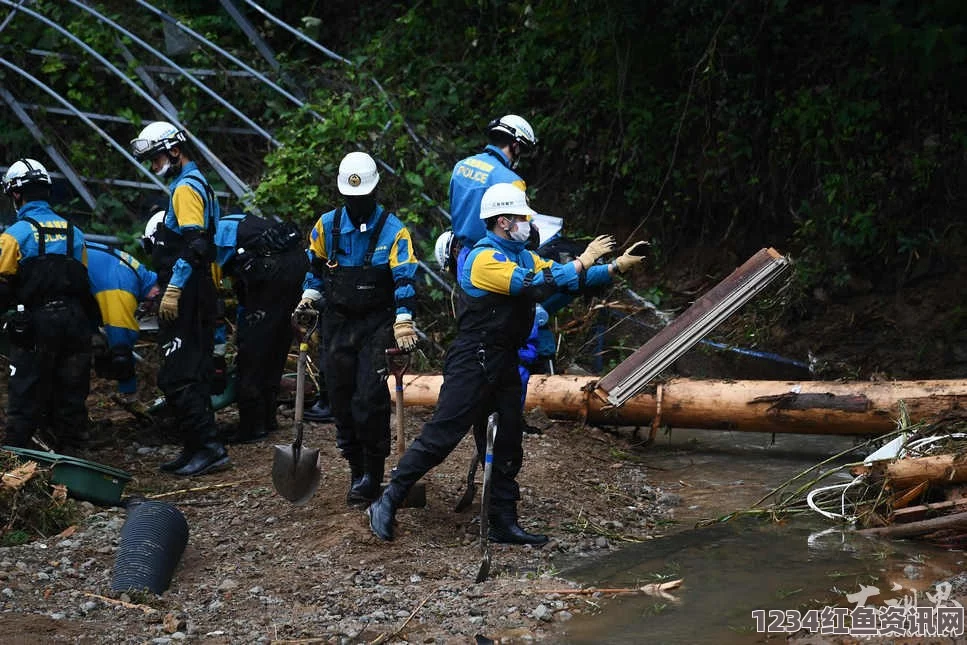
1;0;966;321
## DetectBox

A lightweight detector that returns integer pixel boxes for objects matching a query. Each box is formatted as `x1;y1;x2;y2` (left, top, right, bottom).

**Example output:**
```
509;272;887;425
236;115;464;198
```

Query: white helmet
2;158;52;195
479;183;536;220
337;151;379;196
434;230;455;270
487;114;537;152
130;121;186;161
142;210;165;250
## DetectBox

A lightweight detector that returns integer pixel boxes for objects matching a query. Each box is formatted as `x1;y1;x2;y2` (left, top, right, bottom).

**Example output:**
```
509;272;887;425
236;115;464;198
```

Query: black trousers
323;307;394;463
389;339;524;510
4;301;92;449
234;250;306;430
157;271;217;449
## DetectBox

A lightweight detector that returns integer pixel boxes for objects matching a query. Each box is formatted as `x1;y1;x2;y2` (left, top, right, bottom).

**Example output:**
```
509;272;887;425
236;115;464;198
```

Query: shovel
454;447;479;512
475;412;498;583
385;348;426;508
272;310;322;505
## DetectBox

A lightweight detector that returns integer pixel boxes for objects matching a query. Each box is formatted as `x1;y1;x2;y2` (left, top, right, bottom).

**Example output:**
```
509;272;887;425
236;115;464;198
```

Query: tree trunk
857;510;967;538
390;375;967;435
885;455;967;489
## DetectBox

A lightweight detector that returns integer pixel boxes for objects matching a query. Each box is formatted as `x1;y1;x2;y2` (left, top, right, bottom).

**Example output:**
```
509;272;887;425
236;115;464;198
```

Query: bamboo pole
390;375;967;435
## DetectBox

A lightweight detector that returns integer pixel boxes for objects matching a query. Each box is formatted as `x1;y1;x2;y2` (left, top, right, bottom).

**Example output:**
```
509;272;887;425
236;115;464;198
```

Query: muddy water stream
557;429;966;644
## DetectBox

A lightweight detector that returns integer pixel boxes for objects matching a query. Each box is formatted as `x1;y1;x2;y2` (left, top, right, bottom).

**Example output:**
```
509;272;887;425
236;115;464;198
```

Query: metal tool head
271;441;321;505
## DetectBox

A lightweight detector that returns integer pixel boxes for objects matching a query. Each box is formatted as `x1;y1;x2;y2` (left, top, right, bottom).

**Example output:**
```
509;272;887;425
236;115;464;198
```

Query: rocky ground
2;247;966;644
0;395;674;644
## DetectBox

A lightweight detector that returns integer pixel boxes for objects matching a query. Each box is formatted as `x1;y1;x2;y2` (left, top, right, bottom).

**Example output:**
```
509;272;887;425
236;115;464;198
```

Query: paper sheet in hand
532;214;563;246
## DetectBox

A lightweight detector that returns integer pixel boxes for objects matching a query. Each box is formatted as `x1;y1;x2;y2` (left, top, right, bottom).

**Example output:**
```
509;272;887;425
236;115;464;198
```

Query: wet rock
531;604;552;621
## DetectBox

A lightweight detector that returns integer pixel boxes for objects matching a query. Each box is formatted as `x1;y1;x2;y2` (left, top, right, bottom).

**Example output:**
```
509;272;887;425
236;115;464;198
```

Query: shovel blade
475;551;491;584
272;444;321;505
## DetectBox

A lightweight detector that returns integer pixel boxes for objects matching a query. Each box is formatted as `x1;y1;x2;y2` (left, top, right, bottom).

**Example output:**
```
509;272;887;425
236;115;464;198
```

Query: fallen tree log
893;497;967;524
884;454;967;489
391;375;967;435
857;510;967;539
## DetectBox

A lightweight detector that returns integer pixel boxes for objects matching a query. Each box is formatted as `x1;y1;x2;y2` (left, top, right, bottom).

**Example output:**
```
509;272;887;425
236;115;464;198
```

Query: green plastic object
1;446;133;507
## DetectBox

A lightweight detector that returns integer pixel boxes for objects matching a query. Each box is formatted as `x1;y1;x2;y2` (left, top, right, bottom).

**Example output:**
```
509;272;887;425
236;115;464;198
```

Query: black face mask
345;194;377;227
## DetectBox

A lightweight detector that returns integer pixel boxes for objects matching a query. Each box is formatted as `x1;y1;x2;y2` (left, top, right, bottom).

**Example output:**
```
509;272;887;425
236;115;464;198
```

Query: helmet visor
130;138;161;162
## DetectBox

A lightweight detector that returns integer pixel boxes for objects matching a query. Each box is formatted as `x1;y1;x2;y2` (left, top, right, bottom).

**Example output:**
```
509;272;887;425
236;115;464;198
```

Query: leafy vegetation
1;1;966;362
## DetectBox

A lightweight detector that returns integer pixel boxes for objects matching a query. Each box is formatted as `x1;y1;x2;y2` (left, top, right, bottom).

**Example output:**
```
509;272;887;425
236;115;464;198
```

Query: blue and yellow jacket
86;242;158;393
0;200;87;277
158;161;219;288
303;205;417;316
459;231;612;348
448;146;526;247
0;201;95;319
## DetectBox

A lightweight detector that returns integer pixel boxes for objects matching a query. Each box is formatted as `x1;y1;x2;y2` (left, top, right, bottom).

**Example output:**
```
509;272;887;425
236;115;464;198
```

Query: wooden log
391;375;967;435
858;510;967;538
885;454;967;489
893;497;967;524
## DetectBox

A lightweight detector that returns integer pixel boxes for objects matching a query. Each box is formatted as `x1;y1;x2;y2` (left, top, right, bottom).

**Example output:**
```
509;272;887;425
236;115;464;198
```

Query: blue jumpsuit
0;201;99;449
385;231;612;514
303;205;418;465
86;242;158;394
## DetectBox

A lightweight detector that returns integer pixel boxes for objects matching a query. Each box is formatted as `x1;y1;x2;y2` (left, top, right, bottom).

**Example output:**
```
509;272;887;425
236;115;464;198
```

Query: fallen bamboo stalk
82;592;156;614
536;579;683;596
857;510;967;538
391;375;967;434
147;479;255;499
370;589;438;645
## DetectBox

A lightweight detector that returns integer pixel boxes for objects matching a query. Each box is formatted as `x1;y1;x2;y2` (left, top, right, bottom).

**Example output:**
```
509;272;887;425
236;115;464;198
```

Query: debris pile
0;448;79;545
716;405;967;547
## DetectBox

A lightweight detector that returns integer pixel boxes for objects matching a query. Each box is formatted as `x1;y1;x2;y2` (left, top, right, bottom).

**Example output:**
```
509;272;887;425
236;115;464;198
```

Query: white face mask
508;219;531;242
153;160;171;177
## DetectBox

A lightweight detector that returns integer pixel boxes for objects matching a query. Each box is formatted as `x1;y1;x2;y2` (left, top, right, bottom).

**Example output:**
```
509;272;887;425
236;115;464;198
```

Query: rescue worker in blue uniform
0;158;101;451
447;114;535;277
86;240;159;406
296;151;420;507
131;121;229;476
368;183;649;544
215;211;307;443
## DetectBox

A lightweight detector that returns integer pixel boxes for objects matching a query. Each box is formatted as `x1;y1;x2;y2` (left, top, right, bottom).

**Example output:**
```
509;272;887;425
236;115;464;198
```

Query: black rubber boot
303;399;334;423
263;391;280;433
172;442;231;477
345;458;366;506
367;484;405;541
488;508;549;546
160;449;193;472
348;457;384;507
226;401;268;444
